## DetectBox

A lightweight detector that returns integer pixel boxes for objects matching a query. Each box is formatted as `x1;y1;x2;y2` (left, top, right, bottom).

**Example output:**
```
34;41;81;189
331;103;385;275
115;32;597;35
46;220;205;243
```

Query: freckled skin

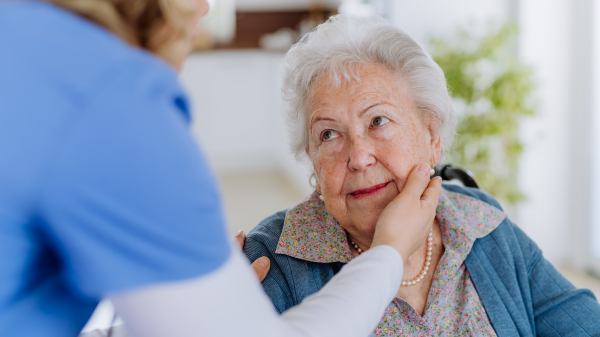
306;64;444;315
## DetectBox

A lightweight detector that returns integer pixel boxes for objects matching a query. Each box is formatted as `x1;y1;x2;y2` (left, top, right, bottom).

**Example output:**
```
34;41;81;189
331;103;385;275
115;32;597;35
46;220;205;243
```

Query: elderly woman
244;15;600;336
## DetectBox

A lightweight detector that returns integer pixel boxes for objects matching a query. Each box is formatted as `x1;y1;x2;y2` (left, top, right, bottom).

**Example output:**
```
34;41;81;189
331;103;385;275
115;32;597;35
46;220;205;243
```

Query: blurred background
84;0;600;332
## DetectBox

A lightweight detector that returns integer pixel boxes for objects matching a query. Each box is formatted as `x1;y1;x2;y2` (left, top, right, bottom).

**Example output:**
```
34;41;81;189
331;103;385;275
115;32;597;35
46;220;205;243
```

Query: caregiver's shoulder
0;1;179;98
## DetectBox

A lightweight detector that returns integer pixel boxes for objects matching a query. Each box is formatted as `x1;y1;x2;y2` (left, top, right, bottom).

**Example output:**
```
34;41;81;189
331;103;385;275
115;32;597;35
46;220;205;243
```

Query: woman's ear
428;125;442;167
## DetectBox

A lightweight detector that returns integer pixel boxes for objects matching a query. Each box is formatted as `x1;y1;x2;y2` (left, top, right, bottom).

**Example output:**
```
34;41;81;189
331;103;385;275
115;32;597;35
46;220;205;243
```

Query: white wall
390;0;513;47
517;0;599;267
181;51;284;171
568;0;596;270
180;51;314;194
517;0;573;265
591;0;600;264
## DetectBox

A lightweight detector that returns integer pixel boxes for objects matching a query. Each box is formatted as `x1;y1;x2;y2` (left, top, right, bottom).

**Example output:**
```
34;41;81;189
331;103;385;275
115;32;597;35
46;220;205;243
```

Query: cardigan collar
275;188;507;263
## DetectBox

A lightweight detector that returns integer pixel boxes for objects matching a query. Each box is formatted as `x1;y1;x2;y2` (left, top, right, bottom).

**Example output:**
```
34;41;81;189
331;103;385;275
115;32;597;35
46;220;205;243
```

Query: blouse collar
275;188;507;263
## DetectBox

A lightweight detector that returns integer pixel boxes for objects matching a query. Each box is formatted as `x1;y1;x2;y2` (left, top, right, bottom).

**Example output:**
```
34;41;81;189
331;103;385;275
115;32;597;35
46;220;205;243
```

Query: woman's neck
346;218;440;259
345;231;372;255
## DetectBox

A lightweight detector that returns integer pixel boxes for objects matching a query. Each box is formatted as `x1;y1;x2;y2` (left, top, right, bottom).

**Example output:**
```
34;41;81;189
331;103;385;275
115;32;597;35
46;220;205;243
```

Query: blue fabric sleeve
523;234;600;335
449;185;600;336
37;58;231;300
244;211;294;313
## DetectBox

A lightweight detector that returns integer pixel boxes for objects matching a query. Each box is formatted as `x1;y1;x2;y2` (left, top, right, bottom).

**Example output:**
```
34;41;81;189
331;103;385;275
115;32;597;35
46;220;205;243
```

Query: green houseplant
429;24;536;204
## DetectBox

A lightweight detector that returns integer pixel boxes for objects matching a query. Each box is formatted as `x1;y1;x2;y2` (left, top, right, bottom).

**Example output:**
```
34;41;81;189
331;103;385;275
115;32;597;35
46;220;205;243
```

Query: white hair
282;14;456;161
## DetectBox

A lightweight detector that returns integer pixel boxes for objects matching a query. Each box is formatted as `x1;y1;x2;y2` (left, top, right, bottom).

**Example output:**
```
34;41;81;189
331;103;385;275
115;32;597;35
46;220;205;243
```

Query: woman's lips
350;182;390;199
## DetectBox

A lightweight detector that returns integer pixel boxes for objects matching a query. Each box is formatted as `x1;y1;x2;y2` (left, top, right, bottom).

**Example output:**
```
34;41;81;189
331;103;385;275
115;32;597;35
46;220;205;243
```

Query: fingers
251;257;270;282
235;231;270;281
399;163;432;199
234;230;245;250
421;176;442;207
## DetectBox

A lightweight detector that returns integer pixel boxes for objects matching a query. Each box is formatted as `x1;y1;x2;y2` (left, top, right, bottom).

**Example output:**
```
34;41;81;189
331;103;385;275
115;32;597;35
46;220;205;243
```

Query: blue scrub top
0;2;231;336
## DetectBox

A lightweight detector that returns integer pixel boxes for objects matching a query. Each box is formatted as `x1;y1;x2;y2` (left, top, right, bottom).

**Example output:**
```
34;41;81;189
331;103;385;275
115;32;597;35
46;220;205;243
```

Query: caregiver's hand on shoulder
234;230;270;282
371;163;442;264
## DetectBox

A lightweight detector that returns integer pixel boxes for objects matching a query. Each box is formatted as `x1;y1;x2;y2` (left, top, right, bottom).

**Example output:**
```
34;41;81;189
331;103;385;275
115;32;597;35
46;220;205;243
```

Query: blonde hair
45;0;198;64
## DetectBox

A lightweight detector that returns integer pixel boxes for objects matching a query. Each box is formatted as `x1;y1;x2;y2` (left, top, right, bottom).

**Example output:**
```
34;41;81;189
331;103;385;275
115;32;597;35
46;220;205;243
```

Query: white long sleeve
107;245;402;337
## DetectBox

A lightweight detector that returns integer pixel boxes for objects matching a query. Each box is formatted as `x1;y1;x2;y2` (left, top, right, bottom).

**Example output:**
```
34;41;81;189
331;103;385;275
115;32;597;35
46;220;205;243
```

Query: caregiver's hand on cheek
371;164;442;264
234;230;270;282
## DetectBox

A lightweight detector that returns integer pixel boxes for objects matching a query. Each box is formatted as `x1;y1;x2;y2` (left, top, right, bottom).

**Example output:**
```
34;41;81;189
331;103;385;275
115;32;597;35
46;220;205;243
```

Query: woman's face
307;64;441;240
191;0;210;34
169;0;210;70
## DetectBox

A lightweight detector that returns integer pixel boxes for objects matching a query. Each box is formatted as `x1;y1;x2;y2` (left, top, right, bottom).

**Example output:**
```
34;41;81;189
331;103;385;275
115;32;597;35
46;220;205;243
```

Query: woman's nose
347;138;376;172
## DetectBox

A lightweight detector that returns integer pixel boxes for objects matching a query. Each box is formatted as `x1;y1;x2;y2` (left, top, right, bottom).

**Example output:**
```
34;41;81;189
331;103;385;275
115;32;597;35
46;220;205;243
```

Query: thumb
400;163;432;199
251;257;270;282
233;230;245;250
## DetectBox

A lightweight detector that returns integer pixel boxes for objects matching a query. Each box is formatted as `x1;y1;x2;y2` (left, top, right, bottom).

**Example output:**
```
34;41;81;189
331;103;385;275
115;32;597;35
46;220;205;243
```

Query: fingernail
256;257;270;269
417;164;430;176
237;230;243;235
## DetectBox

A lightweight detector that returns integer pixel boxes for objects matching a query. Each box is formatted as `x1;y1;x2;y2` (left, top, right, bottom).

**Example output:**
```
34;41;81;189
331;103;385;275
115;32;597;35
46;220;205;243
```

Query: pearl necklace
351;229;434;287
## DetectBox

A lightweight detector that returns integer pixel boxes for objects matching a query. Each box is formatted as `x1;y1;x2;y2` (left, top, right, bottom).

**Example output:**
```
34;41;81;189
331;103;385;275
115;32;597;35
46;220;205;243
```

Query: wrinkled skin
306;64;445;315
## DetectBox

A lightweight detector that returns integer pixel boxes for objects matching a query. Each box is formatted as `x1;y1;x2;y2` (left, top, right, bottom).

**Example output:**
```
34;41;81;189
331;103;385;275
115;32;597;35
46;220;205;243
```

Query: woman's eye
371;116;390;127
321;130;340;141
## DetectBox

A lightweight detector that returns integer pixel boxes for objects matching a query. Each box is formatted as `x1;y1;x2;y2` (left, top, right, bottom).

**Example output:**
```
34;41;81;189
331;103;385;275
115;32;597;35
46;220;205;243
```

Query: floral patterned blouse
275;189;507;336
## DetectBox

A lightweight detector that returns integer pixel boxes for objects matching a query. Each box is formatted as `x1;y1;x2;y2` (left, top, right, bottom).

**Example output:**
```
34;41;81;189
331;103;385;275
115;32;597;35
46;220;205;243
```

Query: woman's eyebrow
358;102;390;118
311;116;336;125
311;101;393;126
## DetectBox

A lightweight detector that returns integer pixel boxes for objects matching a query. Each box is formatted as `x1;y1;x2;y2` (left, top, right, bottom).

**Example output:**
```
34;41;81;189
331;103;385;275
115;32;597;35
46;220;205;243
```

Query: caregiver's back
0;2;230;335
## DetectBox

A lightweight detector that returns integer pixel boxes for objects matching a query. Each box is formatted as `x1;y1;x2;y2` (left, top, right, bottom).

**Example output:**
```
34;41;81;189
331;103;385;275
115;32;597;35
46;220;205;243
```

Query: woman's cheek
376;132;419;182
314;150;345;188
373;125;409;154
373;124;397;140
319;137;344;157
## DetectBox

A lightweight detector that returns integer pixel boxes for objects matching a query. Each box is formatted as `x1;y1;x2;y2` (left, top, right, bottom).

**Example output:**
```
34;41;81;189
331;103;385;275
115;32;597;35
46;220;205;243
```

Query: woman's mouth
350;182;390;199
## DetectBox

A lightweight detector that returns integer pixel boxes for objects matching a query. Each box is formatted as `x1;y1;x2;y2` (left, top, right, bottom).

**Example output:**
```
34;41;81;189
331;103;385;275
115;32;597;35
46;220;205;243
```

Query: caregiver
0;1;442;337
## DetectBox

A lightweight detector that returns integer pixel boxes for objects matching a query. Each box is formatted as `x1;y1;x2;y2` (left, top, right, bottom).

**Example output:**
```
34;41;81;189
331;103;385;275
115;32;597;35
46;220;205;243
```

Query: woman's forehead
308;66;408;111
308;65;413;121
